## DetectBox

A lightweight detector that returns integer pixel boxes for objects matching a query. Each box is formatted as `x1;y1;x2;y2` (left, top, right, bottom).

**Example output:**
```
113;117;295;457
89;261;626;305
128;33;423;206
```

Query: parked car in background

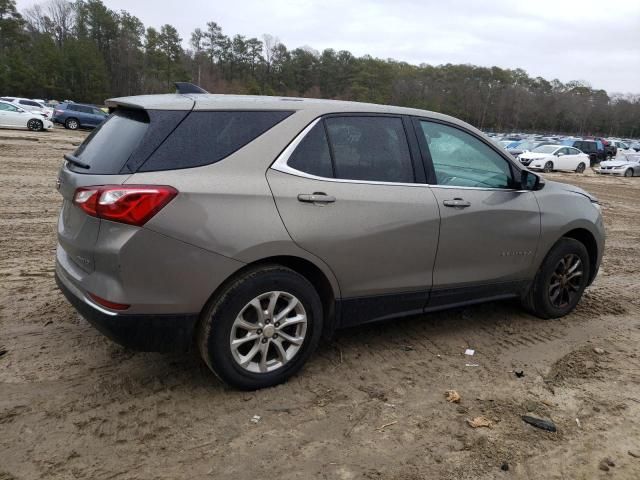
595;156;640;177
0;97;53;118
52;102;108;130
608;140;635;158
520;145;589;173
507;140;557;157
55;90;604;389
0;100;53;131
561;139;602;165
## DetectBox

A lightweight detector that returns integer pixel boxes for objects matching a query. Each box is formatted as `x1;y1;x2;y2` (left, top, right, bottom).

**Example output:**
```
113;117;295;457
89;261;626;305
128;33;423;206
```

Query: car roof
105;93;469;126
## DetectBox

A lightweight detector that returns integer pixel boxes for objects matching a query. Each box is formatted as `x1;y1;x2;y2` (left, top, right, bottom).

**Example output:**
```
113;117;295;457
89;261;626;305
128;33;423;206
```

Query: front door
268;115;440;325
413;119;541;307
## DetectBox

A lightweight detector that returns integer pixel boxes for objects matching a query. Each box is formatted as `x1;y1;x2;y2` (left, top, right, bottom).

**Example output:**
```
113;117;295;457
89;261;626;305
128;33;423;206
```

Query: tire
27;119;43;131
522;238;590;319
197;265;323;390
575;162;586;173
65;118;79;130
624;169;633;177
543;161;553;173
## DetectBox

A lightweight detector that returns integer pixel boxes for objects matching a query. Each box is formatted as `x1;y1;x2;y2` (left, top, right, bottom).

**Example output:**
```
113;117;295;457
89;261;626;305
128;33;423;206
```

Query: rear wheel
65;118;79;130
575;162;586;173
543;161;553;173
624;169;633;177
197;265;323;390
522;238;590;319
27;119;43;131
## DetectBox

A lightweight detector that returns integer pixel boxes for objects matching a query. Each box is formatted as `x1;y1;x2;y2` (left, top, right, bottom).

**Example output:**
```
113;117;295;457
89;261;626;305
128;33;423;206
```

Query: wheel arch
561;228;599;285
203;255;340;340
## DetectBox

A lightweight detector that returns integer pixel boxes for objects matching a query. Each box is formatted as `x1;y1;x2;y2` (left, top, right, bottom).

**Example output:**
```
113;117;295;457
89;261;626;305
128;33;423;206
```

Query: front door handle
297;192;336;204
443;198;471;208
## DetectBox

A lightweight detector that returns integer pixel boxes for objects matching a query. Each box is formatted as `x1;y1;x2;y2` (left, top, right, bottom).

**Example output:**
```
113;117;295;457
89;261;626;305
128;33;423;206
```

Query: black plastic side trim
56;273;197;352
337;290;429;328
428;281;529;308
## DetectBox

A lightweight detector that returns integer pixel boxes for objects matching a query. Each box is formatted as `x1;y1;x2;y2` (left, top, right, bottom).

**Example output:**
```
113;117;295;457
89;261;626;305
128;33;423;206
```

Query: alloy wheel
576;163;585;173
230;291;307;373
625;169;633;177
548;254;583;309
27;119;42;131
543;161;553;173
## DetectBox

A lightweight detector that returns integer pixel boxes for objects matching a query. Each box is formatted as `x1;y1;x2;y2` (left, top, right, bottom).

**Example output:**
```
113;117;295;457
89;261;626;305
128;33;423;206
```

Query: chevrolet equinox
56;88;605;389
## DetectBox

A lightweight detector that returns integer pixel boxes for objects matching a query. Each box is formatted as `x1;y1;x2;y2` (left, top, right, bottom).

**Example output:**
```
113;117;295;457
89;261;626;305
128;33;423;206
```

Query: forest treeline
1;0;638;137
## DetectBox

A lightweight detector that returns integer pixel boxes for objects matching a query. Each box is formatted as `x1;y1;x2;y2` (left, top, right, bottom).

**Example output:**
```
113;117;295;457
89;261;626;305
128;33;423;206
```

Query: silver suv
56;89;605;389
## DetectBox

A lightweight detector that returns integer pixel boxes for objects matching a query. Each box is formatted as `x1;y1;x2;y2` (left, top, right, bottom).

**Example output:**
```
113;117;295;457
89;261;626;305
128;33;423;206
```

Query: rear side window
139;111;293;172
71;109;149;174
287;122;334;178
324;116;414;183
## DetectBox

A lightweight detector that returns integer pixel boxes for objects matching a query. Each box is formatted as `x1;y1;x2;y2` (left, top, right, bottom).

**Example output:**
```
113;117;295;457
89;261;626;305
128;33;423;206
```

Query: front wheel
624;169;633;177
522;238;590;319
575;162;586;173
197;265;323;390
543;161;553;173
27;119;43;131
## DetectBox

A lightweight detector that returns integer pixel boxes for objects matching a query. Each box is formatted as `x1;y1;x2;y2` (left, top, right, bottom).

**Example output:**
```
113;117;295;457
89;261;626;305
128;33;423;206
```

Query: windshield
532;145;558;154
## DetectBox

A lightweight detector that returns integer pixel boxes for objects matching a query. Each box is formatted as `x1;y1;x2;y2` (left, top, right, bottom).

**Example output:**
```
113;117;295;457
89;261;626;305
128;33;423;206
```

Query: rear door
414;119;540;307
268;115;440;324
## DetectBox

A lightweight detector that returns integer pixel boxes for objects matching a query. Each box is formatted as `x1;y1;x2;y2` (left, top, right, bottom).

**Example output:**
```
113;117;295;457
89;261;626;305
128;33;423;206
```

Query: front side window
418;121;513;189
0;103;18;112
324;116;414;183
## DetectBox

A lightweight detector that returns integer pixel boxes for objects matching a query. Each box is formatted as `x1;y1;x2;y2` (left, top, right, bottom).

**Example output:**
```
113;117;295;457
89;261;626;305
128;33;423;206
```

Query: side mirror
521;170;544;191
556;152;564;157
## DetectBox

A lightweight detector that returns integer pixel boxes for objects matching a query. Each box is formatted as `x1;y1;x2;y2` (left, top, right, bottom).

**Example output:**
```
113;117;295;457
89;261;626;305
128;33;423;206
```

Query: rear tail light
73;185;178;226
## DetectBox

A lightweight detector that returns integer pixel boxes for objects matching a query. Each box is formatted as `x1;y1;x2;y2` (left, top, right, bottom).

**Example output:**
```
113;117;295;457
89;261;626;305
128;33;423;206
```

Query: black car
562;140;603;165
52;102;108;130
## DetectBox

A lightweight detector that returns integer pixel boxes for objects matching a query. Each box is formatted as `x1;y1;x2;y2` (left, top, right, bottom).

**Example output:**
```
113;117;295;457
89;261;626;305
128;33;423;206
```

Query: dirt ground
1;127;640;480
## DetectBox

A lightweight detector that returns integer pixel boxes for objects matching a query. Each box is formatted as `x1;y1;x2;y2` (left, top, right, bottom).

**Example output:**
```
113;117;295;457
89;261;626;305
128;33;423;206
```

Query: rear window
71;109;149;174
138;110;293;172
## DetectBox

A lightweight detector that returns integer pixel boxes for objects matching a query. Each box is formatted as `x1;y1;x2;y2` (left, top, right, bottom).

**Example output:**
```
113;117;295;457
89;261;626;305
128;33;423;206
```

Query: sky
16;0;640;94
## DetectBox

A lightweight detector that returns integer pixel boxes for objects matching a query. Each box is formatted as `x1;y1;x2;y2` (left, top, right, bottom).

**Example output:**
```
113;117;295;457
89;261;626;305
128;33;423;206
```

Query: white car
0;97;54;118
518;145;590;173
595;156;640;177
0;100;53;131
608;140;635;158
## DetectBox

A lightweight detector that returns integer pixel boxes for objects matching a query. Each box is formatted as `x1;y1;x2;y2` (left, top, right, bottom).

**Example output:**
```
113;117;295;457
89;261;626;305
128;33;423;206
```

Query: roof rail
174;82;209;94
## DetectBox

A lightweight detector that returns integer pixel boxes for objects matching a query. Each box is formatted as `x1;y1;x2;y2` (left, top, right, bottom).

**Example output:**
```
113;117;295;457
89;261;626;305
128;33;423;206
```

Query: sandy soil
1;127;640;480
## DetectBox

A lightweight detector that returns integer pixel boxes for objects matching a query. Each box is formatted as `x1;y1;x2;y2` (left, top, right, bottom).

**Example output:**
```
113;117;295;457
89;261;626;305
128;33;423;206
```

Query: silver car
55;87;605;389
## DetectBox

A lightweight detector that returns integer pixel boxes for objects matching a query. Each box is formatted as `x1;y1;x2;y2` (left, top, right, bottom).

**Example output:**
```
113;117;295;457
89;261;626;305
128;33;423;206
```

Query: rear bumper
56;268;198;352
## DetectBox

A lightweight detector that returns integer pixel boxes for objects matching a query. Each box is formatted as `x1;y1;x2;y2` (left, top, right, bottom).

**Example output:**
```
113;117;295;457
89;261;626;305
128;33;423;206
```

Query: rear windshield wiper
64;153;91;170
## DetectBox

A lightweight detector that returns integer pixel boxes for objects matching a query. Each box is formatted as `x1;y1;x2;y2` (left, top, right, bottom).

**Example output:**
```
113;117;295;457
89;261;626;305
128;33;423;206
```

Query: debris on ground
628;450;640;458
250;415;261;424
465;349;475;356
445;390;461;403
465;363;480;367
514;369;525;378
575;418;581;428
500;462;509;471
593;347;605;354
0;346;7;358
521;415;557;432
376;421;397;432
598;458;615;471
467;416;493;428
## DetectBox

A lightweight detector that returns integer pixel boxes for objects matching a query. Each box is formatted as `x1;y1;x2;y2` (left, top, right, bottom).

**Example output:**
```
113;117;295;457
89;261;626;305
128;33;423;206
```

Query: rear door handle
297;193;336;204
443;198;471;208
